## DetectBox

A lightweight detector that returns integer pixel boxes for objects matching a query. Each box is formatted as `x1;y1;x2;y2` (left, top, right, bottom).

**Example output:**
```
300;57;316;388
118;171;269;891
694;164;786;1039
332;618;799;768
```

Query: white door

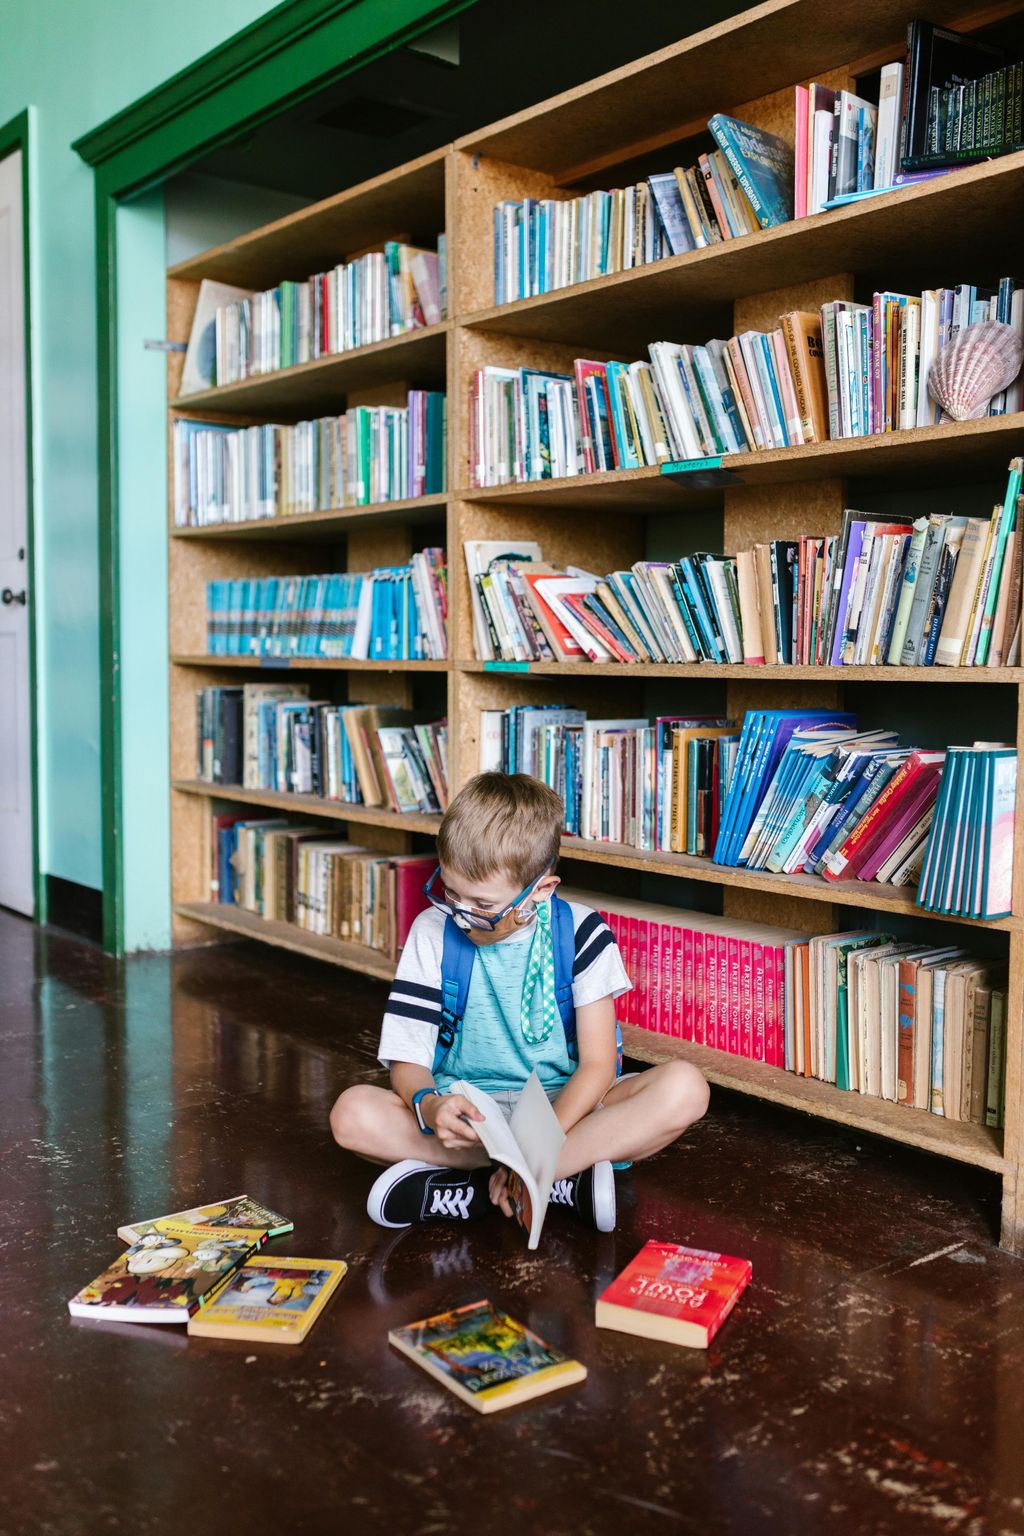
0;149;33;916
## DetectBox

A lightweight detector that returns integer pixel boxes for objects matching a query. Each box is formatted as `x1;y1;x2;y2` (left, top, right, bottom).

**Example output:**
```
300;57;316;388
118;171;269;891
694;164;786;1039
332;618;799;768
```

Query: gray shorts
487;1072;640;1121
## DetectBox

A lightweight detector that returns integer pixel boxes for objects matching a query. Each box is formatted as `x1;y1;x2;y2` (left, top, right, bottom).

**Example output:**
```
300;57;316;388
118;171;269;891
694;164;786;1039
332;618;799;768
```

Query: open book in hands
450;1072;565;1250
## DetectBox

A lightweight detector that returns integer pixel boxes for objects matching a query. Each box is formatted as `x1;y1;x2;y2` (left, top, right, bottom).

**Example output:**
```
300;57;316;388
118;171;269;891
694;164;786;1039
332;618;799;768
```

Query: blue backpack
431;892;622;1076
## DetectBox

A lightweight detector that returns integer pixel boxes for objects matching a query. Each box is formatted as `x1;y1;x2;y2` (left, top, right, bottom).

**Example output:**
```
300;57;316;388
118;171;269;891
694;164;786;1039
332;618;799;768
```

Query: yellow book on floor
389;1299;586;1414
186;1256;347;1344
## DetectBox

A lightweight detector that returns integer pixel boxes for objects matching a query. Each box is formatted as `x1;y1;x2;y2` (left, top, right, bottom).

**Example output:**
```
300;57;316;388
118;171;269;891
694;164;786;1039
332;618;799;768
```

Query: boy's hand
489;1166;513;1217
425;1092;485;1151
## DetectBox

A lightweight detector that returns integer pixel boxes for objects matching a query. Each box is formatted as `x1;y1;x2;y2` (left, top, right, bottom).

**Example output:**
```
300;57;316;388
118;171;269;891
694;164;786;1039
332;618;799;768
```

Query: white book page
453;1073;565;1250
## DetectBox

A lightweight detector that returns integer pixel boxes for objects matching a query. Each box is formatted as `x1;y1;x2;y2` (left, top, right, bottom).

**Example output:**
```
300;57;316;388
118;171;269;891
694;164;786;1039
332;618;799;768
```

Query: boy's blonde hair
437;772;562;886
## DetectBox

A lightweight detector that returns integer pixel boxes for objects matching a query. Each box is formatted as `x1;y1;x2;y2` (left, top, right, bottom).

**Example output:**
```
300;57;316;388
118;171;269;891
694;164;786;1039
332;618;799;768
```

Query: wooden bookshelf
164;1;1024;1249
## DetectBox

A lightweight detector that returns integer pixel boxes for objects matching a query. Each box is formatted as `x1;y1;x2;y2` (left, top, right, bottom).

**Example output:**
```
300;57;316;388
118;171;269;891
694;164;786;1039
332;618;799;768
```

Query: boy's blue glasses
422;864;551;932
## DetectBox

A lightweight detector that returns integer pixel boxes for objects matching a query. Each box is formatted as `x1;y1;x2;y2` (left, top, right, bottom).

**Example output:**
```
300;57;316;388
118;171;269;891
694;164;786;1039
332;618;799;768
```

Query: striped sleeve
569;903;631;1009
377;907;446;1071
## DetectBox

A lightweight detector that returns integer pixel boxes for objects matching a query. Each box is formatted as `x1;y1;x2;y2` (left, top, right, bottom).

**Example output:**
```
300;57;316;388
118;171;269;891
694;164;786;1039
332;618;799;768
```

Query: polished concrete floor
3;907;1024;1535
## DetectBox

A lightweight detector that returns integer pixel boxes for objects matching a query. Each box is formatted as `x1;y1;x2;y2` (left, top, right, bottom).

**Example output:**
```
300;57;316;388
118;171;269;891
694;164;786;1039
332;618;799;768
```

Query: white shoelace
428;1185;474;1219
549;1178;575;1206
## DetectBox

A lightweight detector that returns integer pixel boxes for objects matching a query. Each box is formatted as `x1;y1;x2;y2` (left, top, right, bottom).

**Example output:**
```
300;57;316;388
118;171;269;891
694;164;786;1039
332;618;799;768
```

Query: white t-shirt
378;898;631;1080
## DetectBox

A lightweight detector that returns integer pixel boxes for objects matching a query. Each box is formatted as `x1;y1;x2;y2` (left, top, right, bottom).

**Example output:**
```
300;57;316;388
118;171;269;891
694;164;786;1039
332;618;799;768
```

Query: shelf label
660;456;743;488
259;655;289;667
485;660;530;672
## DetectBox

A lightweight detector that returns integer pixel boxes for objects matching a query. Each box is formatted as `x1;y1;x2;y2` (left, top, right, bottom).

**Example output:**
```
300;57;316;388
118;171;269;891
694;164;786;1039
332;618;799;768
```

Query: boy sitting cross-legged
329;772;709;1232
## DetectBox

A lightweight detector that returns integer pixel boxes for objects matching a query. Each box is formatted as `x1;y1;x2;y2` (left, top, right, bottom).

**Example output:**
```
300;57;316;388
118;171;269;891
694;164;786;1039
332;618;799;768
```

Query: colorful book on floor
389;1299;586;1413
118;1194;293;1245
186;1256;348;1343
68;1216;268;1324
596;1241;752;1347
452;1072;564;1250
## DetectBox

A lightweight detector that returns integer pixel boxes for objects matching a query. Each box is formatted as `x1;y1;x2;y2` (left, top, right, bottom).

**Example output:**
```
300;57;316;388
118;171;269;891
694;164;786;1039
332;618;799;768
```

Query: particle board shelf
619;1026;1007;1172
171;655;450;672
461;413;1024;511
167;147;447;289
171;493;448;543
174;902;396;981
454;0;993;178
461;150;1024;353
458;660;1023;684
172;779;442;834
559;836;1018;932
170;324;447;419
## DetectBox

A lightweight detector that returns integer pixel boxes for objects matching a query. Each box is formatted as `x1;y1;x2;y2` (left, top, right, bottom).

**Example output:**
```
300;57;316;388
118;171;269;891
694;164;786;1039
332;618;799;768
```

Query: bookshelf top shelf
452;0;995;179
171;493;447;544
457;660;1024;685
461;151;1024;355
166;147;447;289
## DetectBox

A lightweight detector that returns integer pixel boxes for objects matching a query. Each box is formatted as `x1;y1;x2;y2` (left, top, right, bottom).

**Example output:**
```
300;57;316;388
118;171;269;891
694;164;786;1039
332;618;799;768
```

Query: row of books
596;888;1004;1124
797;72;904;217
211;813;434;956
481;704;1015;913
205;550;447;661
917;746;1016;921
490;120;772;305
205;241;444;388
901;20;1024;171
469;285;1023;486
196;686;449;814
466;474;1024;670
172;392;446;527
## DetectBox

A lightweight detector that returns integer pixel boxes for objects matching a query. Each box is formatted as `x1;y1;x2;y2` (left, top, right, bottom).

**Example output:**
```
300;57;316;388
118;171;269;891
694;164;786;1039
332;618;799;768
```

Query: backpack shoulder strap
549;893;578;1055
433;917;476;1075
552;894;623;1076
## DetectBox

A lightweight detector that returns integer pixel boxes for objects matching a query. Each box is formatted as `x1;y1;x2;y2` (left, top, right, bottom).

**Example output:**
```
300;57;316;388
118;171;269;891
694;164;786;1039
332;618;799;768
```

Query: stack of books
481;705;1004;902
173;391;446;527
209;240;444;385
210;815;434;957
195;686;448;813
204;549;447;661
469;288;1023;486
464;472;1024;670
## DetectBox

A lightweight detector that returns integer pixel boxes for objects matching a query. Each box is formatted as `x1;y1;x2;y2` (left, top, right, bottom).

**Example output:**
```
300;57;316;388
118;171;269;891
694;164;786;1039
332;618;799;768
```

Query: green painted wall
0;0;283;897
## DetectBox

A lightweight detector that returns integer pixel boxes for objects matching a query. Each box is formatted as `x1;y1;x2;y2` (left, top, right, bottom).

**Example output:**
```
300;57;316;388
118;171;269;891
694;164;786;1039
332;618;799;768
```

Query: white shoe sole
592;1160;616;1233
366;1159;437;1229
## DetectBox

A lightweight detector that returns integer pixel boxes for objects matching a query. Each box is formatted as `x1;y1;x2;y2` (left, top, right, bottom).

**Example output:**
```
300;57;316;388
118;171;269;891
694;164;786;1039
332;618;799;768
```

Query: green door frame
73;0;475;953
0;108;44;923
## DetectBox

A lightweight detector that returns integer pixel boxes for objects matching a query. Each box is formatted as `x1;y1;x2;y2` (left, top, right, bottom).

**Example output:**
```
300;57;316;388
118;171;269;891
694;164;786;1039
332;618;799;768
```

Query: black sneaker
548;1161;616;1232
367;1160;493;1229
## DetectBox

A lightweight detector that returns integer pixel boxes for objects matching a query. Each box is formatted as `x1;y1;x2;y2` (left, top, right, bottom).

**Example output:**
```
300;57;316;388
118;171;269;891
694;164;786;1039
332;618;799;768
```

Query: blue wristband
412;1086;442;1134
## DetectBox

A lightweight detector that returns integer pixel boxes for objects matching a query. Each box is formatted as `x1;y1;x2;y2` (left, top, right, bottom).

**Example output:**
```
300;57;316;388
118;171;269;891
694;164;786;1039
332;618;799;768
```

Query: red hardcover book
574;360;610;473
684;928;696;1042
718;934;731;1053
628;917;640;1027
639;920;652;1029
641;921;657;1032
751;941;766;1061
596;1241;752;1349
670;925;683;1038
739;938;753;1057
727;936;741;1056
772;944;787;1067
392;854;435;955
704;932;717;1050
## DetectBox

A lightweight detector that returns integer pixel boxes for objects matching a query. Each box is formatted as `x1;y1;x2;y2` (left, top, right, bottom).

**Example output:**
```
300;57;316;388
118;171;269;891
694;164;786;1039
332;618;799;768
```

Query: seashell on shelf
928;320;1024;422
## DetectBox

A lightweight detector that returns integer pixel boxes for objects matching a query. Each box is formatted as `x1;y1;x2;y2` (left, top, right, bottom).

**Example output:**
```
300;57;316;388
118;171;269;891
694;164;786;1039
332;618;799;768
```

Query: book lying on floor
389;1299;586;1413
452;1071;564;1250
596;1241;752;1348
118;1194;293;1245
68;1216;268;1324
186;1256;348;1344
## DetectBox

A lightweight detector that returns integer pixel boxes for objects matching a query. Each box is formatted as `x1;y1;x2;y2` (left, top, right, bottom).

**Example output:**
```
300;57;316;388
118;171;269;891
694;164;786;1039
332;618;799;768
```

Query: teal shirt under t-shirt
433;923;575;1095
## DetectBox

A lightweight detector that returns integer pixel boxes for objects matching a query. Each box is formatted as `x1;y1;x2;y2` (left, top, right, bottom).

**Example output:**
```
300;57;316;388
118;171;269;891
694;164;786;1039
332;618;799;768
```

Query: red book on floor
596;1241;752;1349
